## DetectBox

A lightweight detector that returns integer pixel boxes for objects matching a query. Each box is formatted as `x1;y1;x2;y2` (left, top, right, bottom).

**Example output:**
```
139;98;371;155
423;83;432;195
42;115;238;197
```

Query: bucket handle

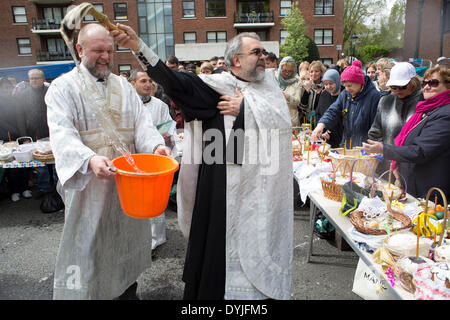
109;167;158;177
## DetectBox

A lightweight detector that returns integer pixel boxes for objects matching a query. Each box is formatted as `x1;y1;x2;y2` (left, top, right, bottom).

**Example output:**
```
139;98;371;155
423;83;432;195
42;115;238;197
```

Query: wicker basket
350;206;411;235
320;160;351;202
33;151;54;162
423;187;448;247
329;147;380;177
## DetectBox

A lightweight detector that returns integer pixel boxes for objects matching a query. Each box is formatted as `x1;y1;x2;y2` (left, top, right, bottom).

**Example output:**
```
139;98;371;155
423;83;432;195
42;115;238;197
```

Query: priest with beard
112;24;293;300
45;23;171;300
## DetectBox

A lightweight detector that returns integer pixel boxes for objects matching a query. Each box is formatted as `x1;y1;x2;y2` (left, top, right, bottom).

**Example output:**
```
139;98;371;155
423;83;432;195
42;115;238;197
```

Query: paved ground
0;184;362;300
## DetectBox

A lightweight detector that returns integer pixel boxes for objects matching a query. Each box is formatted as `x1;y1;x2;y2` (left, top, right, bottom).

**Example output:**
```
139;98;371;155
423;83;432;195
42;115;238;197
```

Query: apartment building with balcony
172;0;344;65
0;0;143;77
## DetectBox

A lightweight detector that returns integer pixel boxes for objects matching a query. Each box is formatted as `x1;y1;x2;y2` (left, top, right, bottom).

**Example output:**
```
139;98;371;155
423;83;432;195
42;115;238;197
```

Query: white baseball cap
386;62;417;87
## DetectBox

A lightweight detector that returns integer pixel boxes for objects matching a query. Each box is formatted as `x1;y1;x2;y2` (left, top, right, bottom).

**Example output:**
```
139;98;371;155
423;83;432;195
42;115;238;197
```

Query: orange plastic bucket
112;153;179;219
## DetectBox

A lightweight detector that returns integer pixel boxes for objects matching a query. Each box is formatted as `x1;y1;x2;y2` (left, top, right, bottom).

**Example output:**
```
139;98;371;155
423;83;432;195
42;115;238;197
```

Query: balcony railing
37;50;72;62
32;18;61;31
234;11;274;24
29;0;73;4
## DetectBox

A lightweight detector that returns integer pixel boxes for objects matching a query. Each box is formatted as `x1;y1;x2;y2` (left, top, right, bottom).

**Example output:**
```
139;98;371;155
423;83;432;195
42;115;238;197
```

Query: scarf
277;56;299;90
394;90;450;147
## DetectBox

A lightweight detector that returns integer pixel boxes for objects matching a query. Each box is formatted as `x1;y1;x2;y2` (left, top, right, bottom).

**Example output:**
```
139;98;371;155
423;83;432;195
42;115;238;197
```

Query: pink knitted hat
341;60;365;84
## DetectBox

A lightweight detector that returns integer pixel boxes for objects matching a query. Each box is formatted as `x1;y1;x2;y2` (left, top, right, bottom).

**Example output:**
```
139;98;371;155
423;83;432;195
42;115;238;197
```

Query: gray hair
28;69;44;78
130;68;146;82
224;32;260;68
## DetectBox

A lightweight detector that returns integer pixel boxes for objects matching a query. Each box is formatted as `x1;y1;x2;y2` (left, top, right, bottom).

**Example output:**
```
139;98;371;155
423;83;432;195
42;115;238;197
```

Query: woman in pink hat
311;60;381;147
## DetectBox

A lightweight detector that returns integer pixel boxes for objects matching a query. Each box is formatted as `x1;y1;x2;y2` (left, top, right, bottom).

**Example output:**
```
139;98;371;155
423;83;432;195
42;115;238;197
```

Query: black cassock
145;60;245;299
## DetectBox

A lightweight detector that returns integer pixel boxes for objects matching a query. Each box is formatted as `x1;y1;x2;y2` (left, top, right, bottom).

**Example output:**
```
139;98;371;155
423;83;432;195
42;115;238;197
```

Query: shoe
11;193;20;202
22;190;32;198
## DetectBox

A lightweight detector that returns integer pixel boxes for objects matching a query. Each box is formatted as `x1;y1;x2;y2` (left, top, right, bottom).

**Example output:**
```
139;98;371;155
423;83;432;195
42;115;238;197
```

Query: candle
388;161;393;189
307;138;310;165
8;131;11;142
344;140;346;155
321;139;327;163
416;224;420;257
349;138;352;149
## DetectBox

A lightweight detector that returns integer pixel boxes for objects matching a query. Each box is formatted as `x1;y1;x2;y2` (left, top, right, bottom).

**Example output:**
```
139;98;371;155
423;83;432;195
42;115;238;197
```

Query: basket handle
424;187;448;247
331;159;351;183
16;136;33;144
349;158;376;198
378;170;408;196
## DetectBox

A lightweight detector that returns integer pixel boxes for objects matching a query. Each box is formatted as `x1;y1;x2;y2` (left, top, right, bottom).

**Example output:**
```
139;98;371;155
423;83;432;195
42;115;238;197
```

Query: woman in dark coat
315;68;343;148
312;60;381;147
363;66;450;199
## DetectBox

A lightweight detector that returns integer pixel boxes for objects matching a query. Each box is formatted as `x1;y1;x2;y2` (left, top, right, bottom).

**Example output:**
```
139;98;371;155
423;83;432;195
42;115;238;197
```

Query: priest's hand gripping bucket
112;154;179;219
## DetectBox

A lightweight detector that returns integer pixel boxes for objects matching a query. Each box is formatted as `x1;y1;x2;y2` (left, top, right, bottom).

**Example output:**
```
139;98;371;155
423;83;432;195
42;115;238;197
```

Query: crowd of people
1;19;449;301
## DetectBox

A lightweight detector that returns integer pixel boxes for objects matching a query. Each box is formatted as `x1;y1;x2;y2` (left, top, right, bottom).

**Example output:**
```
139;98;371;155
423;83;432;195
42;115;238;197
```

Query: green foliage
359;45;390;63
279;2;309;65
344;0;406;61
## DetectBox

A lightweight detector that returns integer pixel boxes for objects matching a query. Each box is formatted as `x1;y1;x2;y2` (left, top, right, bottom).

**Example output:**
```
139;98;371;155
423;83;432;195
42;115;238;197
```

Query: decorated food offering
33;140;54;162
393;256;434;293
435;245;450;262
383;231;433;258
350;197;411;235
413;262;450;299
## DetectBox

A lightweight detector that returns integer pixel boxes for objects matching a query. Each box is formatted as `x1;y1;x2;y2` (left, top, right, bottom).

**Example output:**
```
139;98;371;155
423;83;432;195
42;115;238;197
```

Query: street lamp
351;33;358;59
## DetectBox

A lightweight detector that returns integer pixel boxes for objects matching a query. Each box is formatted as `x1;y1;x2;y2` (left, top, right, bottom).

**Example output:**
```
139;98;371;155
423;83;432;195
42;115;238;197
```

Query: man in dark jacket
16;69;56;198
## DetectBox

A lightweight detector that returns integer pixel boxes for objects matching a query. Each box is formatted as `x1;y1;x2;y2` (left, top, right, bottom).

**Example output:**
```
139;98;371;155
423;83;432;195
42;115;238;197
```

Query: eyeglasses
237;48;268;57
390;84;408;91
421;79;441;88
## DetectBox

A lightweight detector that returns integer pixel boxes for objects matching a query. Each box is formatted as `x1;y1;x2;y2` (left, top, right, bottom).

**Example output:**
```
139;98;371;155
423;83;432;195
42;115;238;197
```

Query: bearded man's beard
242;60;266;82
82;57;113;79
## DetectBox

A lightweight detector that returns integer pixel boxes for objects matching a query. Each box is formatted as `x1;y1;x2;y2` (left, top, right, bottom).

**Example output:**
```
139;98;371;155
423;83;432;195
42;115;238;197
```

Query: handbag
352;258;396;300
339;158;383;216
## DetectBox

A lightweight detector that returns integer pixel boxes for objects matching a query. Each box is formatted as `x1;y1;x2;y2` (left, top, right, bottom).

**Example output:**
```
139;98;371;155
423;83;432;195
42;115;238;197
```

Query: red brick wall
403;0;448;63
0;0;139;72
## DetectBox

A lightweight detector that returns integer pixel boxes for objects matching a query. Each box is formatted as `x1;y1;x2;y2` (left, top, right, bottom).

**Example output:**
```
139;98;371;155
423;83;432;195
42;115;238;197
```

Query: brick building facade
0;0;140;76
0;0;344;75
172;0;344;65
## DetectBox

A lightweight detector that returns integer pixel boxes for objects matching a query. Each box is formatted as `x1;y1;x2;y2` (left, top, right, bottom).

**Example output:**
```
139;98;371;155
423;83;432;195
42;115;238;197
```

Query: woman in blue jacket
312;60;381;147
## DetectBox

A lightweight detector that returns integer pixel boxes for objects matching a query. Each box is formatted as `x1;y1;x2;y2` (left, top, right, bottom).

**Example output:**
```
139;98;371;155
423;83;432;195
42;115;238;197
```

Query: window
117;45;130;51
137;1;174;62
280;30;290;45
207;31;226;43
321;58;333;66
184;32;196;43
314;29;333;45
314;0;334;15
12;6;27;23
206;0;226;17
43;7;67;23
118;64;131;75
84;4;103;22
445;0;450;33
182;1;195;18
17;38;31;55
114;3;128;21
280;1;292;16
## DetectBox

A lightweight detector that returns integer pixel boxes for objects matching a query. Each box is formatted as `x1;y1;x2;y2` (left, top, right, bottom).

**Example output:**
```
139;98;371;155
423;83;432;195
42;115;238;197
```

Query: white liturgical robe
45;65;164;299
